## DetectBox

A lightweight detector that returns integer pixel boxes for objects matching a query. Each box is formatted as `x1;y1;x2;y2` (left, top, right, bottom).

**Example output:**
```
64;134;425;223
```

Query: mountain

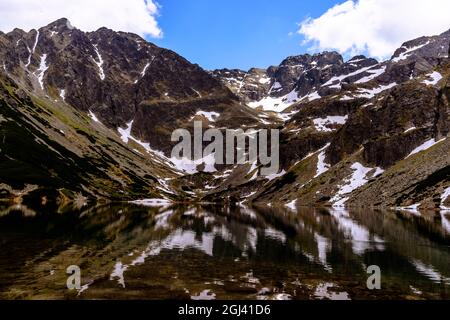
0;18;260;153
1;18;450;213
212;30;450;113
208;29;450;211
0;18;261;205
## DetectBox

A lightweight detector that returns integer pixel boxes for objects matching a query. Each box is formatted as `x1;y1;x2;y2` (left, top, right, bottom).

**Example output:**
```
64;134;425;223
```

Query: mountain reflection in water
0;203;448;300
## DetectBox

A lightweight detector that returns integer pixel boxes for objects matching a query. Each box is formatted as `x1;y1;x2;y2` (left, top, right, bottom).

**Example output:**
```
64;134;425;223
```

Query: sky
151;0;339;70
0;0;449;70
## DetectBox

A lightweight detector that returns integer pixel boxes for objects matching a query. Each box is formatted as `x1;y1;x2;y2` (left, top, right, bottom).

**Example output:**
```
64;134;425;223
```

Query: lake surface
0;202;449;300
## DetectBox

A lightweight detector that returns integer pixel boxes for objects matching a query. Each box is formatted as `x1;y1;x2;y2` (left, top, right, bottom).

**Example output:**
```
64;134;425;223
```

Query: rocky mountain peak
7;28;27;37
390;29;450;62
279;51;343;68
347;55;378;66
1;19;450;212
0;18;257;154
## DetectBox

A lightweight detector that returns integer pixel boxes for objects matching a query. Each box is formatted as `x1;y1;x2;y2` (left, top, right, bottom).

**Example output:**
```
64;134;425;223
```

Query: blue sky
151;0;340;70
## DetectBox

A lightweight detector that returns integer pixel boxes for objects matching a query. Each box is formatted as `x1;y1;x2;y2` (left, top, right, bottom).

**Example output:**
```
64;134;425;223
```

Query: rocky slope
1;18;450;213
0;18;261;205
212;29;450;114
207;29;450;212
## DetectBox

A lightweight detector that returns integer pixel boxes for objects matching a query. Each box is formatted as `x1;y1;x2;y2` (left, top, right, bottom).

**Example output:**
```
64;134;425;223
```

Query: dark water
0;202;449;300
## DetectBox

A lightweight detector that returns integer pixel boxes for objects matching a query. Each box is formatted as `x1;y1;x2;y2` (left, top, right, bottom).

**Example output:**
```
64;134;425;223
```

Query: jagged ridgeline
0;18;450;210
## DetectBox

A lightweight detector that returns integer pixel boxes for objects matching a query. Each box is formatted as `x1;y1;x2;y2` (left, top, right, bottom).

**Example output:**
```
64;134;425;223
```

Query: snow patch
392;41;430;62
411;259;449;285
118;121;217;174
313;115;348;132
356;83;397;99
323;65;379;87
171;152;217;174
193;111;220;122
265;170;286;182
314;144;331;178
270;82;282;91
191;88;202;98
248;90;298;112
191;290;216;301
35;54;48;90
265;228;286;243
314;282;350;300
355;66;386;84
259;76;271;84
422;71;443;86
404;127;416;133
92;45;105;80
348;57;366;63
304;91;321;102
406;138;446;158
285;199;297;210
331;163;384;207
441;213;450;234
118;120;134;144
440;187;450;211
328;83;342;89
110;261;128;288
66;20;74;30
59;89;65;101
395;203;421;216
140;62;151;77
340;95;354;101
130;199;172;207
88;110;101;124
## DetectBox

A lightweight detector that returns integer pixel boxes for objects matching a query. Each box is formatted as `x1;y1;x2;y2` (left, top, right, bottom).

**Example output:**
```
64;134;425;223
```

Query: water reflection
0;202;448;300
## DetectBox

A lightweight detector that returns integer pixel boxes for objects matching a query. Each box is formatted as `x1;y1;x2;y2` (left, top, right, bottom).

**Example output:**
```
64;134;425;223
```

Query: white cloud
0;0;162;38
299;0;450;59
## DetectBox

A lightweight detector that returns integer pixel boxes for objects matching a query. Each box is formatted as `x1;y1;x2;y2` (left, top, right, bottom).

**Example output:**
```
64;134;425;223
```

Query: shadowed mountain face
1;18;450;211
206;29;450;210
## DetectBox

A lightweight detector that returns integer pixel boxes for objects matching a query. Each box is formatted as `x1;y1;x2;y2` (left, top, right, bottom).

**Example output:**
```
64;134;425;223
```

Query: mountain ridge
1;18;450;213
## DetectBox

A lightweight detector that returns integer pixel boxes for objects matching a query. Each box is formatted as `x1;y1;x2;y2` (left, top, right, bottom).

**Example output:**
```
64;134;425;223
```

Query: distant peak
313;50;341;57
348;55;367;61
45;18;75;30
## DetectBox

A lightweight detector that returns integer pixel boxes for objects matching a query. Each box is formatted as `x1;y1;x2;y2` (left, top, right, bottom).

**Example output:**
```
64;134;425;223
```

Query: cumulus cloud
0;0;162;38
299;0;450;59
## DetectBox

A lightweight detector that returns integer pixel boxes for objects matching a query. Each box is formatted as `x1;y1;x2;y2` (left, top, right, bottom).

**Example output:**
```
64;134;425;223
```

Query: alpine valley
1;18;450;213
